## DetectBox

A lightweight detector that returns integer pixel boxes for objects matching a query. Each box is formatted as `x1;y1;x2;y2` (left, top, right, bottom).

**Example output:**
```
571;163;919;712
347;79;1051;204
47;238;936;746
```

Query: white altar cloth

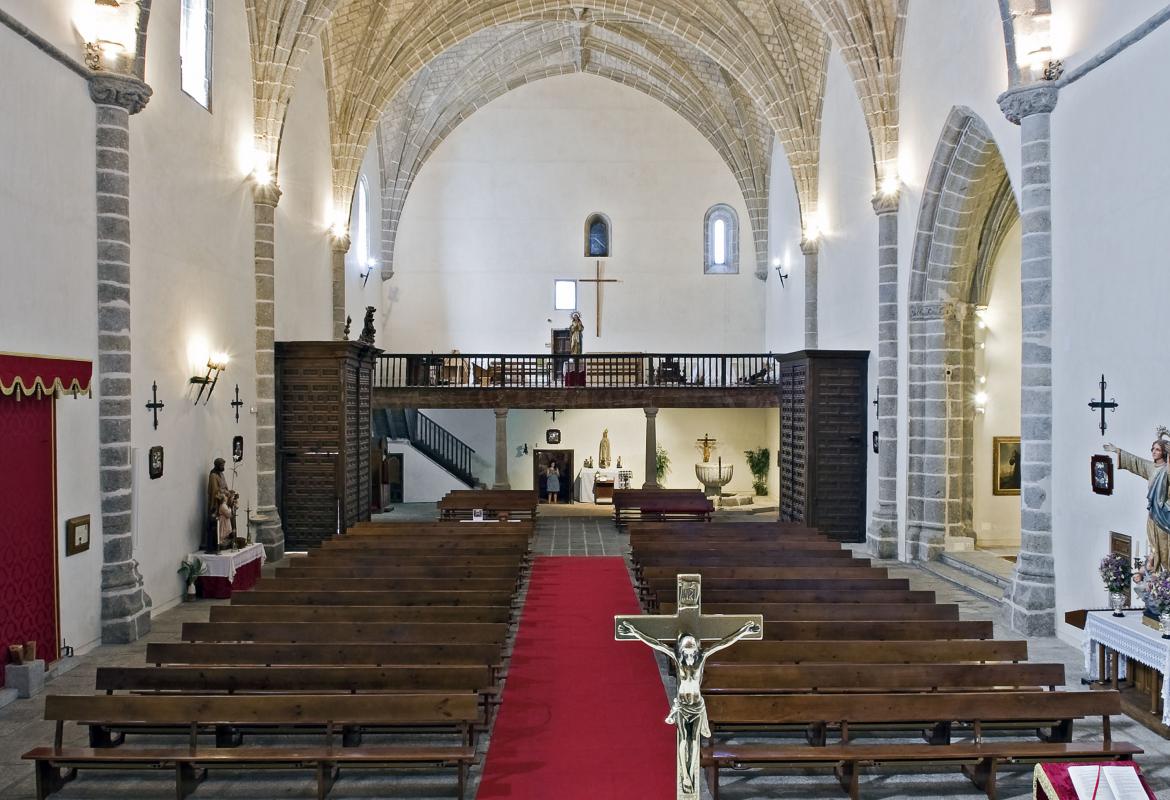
189;543;266;581
1083;609;1170;725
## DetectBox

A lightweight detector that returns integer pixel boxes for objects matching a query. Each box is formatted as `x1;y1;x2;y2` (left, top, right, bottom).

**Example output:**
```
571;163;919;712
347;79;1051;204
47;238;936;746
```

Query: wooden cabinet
275;341;379;550
777;350;869;542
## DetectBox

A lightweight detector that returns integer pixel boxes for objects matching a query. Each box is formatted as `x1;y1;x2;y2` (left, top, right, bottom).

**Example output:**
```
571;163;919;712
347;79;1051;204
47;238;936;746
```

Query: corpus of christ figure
615;574;762;800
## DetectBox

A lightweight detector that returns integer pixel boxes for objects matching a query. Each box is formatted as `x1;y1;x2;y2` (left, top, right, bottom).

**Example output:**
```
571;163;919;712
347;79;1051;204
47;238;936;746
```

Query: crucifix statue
615;574;763;800
696;433;717;463
579;259;619;337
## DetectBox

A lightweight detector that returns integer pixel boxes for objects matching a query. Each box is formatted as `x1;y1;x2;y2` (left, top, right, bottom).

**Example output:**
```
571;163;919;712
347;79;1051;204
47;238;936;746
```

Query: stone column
330;235;350;339
642;407;659;489
999;83;1059;636
867;192;900;558
802;238;819;349
253;181;285;561
492;408;511;490
89;73;153;644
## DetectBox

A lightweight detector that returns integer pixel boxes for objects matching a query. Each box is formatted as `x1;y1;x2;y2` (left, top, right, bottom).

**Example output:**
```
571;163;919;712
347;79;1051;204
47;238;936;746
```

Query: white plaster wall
1049;16;1170;642
0;18;103;652
0;0;90;55
812;48;881;534
129;0;258;612
764;139;805;351
345;141;384;335
971;221;1022;548
387;73;764;354
411;408;773;501
386;442;468;502
275;38;333;341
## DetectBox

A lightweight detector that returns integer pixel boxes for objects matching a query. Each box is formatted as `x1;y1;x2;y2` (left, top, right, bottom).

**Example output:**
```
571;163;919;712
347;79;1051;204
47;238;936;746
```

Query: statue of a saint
359;306;377;345
205;458;238;552
599;429;611;469
1105;427;1170;573
568;311;584;356
617;619;761;797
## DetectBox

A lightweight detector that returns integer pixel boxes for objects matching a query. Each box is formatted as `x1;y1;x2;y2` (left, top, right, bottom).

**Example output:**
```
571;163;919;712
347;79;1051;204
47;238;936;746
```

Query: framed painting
1091;454;1114;495
65;515;91;556
992;436;1021;496
546;429;561;445
148;445;164;480
232;435;244;463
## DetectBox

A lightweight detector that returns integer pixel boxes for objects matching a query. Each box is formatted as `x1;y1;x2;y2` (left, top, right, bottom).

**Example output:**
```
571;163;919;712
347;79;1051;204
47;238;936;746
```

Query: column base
866;512;899;559
642;481;659;490
492;482;512;491
906;523;945;561
254;507;285;562
1002;573;1056;636
100;559;152;644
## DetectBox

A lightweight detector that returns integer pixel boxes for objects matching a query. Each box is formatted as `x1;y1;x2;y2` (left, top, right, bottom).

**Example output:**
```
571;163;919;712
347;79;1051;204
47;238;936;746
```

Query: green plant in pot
177;557;207;601
655;444;671;484
744;447;770;496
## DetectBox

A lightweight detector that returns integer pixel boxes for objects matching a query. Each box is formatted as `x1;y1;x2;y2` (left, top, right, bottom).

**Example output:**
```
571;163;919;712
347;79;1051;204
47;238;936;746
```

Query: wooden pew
657;602;960;621
613;489;708;525
210;605;511;624
346;521;535;537
318;537;529;552
254;577;519;593
147;643;506;670
701;691;1135;800
181;622;509;645
24;693;479;799
702;662;1065;693
233;590;513;607
274;565;522;579
287;554;524;567
708;639;1030;665
438;490;539;520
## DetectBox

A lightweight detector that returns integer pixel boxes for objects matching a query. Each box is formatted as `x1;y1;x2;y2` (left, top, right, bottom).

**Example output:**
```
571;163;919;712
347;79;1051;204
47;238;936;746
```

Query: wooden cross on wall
231;384;244;424
145;381;164;430
1089;374;1119;435
579;259;620;337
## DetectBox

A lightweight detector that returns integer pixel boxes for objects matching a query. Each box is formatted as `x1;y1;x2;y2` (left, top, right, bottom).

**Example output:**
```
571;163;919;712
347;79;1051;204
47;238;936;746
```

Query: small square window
554;280;577;310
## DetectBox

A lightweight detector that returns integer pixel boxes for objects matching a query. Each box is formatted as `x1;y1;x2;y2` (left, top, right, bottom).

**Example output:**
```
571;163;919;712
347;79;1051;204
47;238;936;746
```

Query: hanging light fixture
83;0;130;71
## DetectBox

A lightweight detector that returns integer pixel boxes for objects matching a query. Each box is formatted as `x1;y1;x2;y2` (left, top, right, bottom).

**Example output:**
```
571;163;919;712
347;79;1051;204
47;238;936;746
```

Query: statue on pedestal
204;458;239;553
599;429;611;469
569;311;584;355
1105;426;1170;575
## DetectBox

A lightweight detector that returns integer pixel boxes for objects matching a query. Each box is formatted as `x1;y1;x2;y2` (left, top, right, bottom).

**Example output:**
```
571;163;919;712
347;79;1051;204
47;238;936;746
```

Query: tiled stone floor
2;517;1167;799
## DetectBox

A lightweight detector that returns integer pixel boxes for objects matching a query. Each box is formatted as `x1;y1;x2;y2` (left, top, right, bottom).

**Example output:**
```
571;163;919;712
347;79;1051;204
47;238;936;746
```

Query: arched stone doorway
906;107;1021;562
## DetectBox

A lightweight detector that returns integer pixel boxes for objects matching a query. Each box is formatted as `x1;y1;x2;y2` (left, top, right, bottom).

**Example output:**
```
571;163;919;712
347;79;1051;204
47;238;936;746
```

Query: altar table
1033;761;1155;799
1083;610;1170;726
192;543;265;599
576;468;633;503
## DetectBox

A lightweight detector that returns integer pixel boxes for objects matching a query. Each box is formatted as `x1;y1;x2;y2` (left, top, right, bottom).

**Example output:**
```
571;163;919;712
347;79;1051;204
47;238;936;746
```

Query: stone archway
906;107;1019;561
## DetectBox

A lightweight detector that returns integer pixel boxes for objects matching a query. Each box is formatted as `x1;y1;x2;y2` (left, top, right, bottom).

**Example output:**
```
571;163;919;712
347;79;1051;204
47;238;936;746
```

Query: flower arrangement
177;556;207;600
1098;553;1132;594
655;444;671;483
744;447;771;496
1144;570;1170;615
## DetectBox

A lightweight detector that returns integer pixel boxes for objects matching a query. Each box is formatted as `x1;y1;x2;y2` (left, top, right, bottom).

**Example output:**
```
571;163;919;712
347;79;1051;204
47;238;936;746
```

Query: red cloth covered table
1033;762;1155;799
193;543;265;599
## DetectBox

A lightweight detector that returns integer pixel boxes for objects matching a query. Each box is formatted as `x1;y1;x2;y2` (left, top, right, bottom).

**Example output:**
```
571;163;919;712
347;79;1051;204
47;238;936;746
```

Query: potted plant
655;444;671;484
177;556;207;601
1143;570;1170;638
744;447;770;496
1098;553;1132;617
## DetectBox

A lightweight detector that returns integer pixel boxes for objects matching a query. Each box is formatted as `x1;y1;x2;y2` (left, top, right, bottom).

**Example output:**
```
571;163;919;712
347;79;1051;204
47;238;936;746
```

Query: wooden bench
708;639;1030;665
255;577;519;593
233;590;514;607
275;565;522;579
658;602;960;621
438;490;539;520
613;489;708;525
181;621;510;645
347;521;535;536
24;693;479;799
702;662;1066;693
210;605;512;624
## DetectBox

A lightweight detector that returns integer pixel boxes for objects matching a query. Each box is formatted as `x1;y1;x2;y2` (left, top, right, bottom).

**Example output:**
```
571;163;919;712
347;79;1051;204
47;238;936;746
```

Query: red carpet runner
477;556;674;798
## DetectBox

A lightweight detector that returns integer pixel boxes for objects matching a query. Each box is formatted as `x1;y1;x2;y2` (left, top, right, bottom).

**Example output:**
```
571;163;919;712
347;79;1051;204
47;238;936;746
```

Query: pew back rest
95;666;494;693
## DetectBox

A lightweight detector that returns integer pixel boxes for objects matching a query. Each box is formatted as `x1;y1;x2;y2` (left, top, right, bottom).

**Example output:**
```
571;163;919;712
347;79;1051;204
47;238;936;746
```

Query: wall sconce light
879;173;900;198
83;0;129;71
359;258;376;287
515;443;529;457
974;304;989;330
773;257;790;287
190;353;229;405
974;390;988;414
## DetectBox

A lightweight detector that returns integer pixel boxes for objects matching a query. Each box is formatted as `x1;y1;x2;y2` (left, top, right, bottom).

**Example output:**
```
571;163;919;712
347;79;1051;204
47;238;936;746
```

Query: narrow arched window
704;204;739;274
585;213;611;258
180;0;213;110
355;176;371;269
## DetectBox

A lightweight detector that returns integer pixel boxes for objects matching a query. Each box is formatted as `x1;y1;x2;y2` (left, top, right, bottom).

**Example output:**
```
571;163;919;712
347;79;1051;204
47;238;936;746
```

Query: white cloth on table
576;468;621;503
1083;609;1170;725
189;543;266;582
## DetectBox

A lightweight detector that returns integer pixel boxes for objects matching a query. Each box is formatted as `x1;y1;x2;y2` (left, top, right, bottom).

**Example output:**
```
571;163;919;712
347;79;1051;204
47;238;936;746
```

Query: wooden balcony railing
374;353;784;390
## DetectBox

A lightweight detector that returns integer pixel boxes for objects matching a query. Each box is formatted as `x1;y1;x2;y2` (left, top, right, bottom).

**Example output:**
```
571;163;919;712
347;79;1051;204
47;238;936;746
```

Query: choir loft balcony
373;352;797;409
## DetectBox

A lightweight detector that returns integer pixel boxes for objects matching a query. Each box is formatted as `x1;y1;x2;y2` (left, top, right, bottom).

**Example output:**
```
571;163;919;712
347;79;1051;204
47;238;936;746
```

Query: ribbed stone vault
374;17;776;278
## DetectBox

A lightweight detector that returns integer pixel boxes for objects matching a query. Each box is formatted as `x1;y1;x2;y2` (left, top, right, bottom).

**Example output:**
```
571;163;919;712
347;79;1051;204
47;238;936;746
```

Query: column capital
872;191;900;216
997;83;1059;125
330;233;352;254
643;406;659;418
89;73;152;115
799;238;820;257
252;181;282;207
494;408;509;419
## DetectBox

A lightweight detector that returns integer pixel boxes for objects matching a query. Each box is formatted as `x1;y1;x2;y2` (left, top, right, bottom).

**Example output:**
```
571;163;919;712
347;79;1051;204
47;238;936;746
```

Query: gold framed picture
65;515;91;556
992;436;1022;496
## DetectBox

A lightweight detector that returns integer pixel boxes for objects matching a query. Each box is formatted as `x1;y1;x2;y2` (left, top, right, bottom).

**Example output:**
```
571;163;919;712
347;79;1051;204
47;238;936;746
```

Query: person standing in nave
1105;427;1170;573
545;461;561;504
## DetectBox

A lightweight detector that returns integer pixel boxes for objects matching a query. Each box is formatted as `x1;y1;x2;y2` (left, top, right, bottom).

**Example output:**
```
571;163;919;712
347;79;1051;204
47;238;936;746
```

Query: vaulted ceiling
245;1;911;273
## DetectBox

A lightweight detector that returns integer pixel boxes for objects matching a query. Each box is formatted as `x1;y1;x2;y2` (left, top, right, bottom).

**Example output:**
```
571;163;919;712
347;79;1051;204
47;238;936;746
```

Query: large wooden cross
579;259;619;337
615;573;763;800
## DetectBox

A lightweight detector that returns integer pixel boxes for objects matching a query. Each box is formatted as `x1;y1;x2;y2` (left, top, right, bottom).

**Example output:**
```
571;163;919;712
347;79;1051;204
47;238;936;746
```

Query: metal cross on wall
615;574;763;800
579;259;620;337
145;381;164;430
1088;374;1119;435
231;384;244;424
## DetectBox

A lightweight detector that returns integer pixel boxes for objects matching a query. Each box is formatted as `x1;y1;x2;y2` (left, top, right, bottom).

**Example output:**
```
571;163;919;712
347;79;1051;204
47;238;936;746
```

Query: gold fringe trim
0;376;92;398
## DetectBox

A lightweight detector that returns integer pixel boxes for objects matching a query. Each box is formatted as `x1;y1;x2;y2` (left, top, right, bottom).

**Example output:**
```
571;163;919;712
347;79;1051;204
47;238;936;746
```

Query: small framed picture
546;429;561;445
1091;454;1114;496
992;436;1021;496
65;515;91;556
148;445;164;480
232;435;244;463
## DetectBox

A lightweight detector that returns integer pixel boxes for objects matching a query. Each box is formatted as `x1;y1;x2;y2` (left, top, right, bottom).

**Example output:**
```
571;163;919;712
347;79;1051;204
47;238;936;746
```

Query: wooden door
533;449;573;502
